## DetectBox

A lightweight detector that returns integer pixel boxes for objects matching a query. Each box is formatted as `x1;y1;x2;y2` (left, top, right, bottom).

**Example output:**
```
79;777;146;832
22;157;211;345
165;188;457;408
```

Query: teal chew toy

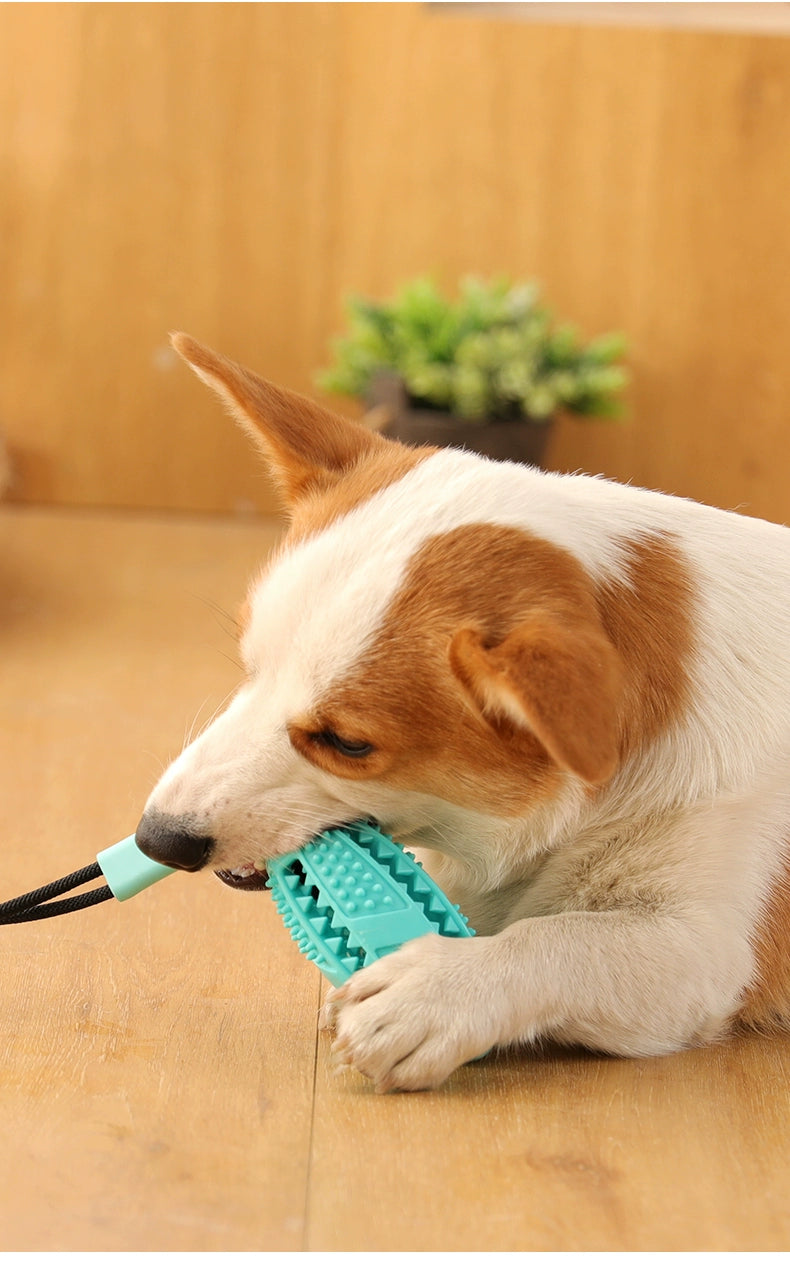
96;823;474;986
266;821;475;987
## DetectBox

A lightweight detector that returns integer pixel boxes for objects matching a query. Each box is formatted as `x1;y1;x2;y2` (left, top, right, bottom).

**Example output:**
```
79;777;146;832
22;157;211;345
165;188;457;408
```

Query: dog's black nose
135;809;216;872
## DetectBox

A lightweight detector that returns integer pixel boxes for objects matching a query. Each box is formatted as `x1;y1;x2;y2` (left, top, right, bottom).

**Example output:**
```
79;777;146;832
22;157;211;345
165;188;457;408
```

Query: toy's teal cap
97;834;176;901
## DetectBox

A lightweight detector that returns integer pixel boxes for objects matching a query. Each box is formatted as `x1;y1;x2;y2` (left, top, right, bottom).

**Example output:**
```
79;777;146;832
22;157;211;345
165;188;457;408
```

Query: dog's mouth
213;819;379;892
215;864;269;891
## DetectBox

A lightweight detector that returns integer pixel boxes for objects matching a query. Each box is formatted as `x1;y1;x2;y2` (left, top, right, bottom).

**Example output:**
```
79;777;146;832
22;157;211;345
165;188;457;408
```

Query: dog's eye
314;730;374;759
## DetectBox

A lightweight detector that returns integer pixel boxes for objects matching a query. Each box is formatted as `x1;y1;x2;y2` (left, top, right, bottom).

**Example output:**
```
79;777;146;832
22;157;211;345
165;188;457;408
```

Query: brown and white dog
136;333;790;1092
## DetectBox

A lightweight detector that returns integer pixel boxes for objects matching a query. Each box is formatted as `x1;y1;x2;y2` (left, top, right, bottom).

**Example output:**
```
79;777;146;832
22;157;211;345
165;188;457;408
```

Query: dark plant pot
367;372;553;468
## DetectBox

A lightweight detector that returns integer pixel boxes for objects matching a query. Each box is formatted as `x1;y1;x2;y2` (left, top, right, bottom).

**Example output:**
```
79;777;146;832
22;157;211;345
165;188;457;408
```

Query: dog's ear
449;612;624;785
170;332;388;505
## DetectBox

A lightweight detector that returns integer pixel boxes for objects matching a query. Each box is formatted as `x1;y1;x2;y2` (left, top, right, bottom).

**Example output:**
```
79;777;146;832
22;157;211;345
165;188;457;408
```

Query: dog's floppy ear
450;612;624;785
171;332;387;505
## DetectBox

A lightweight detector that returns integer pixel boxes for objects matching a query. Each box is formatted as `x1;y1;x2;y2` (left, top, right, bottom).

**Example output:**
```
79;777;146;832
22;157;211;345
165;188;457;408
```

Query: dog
136;332;790;1092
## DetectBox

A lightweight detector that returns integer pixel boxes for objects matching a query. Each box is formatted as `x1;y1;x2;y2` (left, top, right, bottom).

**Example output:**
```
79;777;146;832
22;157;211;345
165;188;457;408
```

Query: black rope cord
0;861;113;924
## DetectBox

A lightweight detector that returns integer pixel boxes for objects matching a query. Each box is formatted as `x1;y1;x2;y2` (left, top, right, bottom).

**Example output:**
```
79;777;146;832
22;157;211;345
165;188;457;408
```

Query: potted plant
318;276;628;467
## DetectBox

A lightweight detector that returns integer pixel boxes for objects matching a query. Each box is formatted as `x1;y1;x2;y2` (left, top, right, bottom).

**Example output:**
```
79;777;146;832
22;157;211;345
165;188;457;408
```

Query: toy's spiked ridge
266;821;475;987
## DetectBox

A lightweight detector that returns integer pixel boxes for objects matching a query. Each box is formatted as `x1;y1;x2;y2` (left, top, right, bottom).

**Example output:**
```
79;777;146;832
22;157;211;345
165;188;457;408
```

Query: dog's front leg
321;906;748;1092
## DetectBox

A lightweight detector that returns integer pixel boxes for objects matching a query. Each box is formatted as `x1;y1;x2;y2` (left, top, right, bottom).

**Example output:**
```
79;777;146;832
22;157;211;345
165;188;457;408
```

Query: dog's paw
319;933;497;1092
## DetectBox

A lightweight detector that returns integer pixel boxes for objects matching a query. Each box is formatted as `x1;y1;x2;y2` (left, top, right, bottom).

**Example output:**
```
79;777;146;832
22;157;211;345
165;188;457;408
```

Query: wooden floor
2;504;790;1252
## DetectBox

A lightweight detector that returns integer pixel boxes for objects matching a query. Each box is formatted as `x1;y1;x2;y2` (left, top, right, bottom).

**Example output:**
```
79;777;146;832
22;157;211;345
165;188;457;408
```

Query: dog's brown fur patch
596;532;695;763
288;443;437;542
292;523;694;815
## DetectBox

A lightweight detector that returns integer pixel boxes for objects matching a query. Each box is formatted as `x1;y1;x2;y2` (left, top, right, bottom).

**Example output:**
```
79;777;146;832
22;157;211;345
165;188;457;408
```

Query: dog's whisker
194;594;243;642
183;695;214;750
216;648;245;673
142;749;168;781
181;686;241;752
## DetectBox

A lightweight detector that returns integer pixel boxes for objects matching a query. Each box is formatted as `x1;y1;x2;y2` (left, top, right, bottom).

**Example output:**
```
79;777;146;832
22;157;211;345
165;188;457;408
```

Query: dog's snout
135;809;216;872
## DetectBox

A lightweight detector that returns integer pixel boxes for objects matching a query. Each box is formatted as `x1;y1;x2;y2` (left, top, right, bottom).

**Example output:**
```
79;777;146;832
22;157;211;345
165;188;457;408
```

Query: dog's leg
321;900;750;1092
322;796;784;1091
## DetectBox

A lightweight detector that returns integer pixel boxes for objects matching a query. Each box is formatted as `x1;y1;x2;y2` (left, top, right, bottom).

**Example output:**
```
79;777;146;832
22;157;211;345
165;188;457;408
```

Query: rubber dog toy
0;824;475;989
267;820;474;986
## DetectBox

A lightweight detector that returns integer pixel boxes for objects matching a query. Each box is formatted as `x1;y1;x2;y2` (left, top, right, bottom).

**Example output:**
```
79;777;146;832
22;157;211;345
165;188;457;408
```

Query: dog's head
136;336;625;887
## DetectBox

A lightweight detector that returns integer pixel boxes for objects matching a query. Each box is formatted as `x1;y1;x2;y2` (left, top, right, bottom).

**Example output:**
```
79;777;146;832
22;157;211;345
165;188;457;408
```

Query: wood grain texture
1;506;790;1250
1;4;790;519
310;1038;790;1252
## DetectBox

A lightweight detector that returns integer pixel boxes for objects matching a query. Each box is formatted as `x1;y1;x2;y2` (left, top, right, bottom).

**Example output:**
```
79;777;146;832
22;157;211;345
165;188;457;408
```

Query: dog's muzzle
135;808;269;890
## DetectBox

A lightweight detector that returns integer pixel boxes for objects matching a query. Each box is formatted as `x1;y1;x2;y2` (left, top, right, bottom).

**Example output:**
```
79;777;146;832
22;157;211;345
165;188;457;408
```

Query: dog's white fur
143;335;790;1091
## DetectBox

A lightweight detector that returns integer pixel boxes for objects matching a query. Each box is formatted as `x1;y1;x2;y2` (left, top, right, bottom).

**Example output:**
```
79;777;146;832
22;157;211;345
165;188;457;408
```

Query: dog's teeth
231;865;256;879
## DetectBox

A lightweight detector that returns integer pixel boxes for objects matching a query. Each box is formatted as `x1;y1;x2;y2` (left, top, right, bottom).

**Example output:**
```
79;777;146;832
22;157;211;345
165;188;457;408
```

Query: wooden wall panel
1;3;789;520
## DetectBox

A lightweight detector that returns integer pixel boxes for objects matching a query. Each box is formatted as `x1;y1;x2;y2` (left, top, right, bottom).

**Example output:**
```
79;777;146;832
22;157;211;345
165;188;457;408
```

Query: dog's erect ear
171;332;388;505
450;612;624;785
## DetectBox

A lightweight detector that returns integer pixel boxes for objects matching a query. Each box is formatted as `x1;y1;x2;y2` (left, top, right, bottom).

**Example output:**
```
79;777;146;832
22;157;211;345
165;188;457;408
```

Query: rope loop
0;862;113;924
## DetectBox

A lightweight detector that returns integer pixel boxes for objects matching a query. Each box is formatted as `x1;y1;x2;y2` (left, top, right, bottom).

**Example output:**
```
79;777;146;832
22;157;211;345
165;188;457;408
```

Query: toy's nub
97;835;176;901
267;821;474;987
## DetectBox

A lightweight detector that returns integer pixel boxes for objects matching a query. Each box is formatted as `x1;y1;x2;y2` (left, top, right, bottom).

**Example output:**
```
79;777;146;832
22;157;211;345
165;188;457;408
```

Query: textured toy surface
266;821;475;987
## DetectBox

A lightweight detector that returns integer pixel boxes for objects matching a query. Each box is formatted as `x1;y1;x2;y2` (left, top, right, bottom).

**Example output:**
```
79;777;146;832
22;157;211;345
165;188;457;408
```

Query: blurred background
1;0;790;521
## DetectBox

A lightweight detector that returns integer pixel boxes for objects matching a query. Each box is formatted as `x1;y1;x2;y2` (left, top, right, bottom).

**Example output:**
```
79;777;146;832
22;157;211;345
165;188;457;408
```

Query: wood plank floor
1;504;789;1252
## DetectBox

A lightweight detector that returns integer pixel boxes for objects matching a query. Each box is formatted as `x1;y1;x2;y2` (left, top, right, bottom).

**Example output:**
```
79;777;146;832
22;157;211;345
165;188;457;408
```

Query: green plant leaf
318;276;628;423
